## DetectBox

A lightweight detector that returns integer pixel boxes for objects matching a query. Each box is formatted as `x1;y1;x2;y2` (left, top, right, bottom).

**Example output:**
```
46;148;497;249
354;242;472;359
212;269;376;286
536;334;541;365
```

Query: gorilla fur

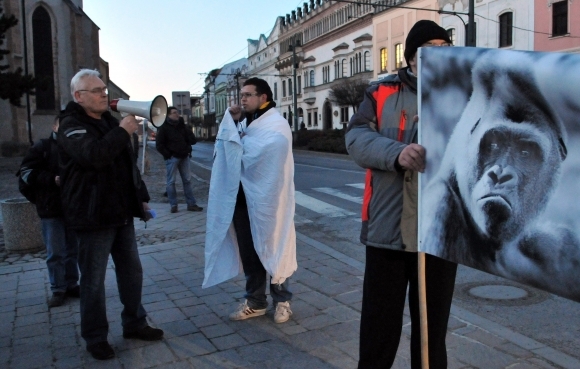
421;51;580;301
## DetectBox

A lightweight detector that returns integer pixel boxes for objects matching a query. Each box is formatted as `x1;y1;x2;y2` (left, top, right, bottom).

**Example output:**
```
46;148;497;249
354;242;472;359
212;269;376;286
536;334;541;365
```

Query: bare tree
328;78;369;113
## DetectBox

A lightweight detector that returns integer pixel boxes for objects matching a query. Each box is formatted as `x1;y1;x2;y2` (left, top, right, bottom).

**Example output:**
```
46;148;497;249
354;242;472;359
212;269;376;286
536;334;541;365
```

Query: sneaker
187;205;203;212
123;325;164;341
48;291;66;308
66;285;80;298
274;301;292;323
86;341;115;360
229;300;267;321
170;206;178;213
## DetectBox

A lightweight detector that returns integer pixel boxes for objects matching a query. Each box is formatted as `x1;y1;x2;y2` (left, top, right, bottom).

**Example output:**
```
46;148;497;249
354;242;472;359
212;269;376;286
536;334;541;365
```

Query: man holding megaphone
58;69;163;360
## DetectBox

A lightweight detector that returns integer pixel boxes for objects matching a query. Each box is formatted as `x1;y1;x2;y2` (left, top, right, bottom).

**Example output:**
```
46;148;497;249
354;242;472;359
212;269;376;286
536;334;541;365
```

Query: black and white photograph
418;46;580;302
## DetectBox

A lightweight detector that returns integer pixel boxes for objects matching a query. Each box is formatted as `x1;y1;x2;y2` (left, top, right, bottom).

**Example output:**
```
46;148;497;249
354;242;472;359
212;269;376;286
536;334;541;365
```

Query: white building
272;0;375;131
439;0;534;50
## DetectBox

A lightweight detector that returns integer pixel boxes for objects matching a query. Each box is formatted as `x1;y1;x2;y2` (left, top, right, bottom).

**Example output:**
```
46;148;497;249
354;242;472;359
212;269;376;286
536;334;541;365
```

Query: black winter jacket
57;101;150;230
155;118;196;160
19;133;63;218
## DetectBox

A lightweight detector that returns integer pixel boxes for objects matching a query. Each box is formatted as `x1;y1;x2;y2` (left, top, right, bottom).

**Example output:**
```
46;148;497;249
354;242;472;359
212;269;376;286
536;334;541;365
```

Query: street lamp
288;36;301;132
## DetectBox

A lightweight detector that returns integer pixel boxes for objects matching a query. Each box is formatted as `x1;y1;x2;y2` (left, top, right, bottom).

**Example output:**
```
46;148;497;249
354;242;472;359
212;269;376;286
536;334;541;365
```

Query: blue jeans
41;218;79;293
165;156;197;207
233;185;292;309
76;224;147;346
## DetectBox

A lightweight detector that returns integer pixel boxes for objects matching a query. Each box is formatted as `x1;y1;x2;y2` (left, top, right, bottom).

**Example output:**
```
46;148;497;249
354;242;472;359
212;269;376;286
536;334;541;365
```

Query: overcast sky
83;0;305;101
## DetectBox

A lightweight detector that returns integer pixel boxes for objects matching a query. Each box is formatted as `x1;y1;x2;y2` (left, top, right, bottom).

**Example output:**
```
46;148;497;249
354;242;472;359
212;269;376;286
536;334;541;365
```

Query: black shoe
66;285;80;298
48;292;66;308
123;325;164;341
187;205;203;212
87;341;115;360
171;205;178;213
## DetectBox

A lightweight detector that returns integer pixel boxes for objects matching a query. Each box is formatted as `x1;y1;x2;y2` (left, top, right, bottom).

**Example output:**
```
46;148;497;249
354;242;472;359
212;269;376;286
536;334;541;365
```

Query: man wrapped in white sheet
203;77;297;324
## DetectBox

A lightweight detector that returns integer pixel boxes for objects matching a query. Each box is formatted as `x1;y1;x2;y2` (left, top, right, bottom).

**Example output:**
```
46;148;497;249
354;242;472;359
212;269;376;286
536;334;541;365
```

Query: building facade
439;0;534;50
0;0;126;156
534;0;580;53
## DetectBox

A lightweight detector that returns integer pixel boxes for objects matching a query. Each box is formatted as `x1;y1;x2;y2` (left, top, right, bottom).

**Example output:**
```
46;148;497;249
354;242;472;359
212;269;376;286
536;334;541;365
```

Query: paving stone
297;313;340;330
117;341;177;368
237;339;294;362
141;292;167;304
210;333;247;350
14;312;48;327
191;312;223;328
322;305;359;322
297;290;341;310
166;333;217;358
181;304;212;318
158;320;200;338
200;322;235;339
319;320;360;342
448;339;518;369
149;307;187;325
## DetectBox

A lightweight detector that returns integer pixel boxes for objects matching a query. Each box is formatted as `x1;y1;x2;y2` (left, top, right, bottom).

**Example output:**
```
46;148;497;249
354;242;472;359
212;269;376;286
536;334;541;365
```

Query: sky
83;0;306;102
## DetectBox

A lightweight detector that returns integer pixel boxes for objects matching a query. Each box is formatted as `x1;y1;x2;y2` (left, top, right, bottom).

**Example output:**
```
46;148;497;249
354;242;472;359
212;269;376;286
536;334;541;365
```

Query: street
188;141;580;364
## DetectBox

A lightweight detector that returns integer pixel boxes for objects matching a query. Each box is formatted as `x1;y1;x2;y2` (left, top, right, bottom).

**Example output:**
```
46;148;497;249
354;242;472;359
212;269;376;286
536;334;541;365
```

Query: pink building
535;0;580;52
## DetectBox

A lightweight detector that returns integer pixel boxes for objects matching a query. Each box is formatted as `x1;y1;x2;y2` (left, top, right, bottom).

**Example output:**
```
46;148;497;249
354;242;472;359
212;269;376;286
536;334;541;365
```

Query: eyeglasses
421;42;452;47
240;92;260;99
78;87;108;95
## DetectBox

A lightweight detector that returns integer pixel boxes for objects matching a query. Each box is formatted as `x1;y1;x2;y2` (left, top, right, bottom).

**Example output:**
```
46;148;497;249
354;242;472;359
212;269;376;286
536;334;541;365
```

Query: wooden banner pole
419;252;429;369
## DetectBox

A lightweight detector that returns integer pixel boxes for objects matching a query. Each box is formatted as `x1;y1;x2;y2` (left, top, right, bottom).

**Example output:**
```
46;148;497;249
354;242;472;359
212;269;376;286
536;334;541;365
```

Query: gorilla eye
490;143;499;150
521;150;530;157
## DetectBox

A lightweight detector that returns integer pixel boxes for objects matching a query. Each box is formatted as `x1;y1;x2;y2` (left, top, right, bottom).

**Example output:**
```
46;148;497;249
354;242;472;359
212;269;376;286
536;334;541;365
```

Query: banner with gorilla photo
417;47;580;302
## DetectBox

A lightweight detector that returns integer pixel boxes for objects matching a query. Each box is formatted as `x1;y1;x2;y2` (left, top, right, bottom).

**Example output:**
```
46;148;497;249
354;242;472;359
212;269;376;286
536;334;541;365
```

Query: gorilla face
463;120;558;242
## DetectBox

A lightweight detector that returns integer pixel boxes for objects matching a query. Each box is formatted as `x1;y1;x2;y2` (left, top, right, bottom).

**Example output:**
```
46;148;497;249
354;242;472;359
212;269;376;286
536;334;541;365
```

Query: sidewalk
1;201;578;368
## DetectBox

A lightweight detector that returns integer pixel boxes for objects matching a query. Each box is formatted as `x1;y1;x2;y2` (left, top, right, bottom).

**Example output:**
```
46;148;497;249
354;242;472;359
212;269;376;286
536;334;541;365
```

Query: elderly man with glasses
346;20;457;368
155;106;202;213
58;69;163;361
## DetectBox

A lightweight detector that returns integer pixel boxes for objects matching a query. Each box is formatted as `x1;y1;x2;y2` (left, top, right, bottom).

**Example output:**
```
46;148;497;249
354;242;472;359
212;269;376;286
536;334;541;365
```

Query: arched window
309;70;315;86
395;43;403;69
380;48;388;73
447;28;456;45
364;51;370;71
499;12;513;47
341;59;347;77
32;7;55;110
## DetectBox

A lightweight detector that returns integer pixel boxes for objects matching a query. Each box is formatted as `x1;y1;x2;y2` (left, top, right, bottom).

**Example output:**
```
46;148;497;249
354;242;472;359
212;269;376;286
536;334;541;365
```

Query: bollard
0;198;44;253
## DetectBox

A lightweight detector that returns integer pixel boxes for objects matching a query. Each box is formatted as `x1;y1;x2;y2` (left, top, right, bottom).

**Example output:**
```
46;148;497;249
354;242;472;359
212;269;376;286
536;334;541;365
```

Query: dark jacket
155;117;196;160
57;101;150;230
19;133;63;218
345;68;419;252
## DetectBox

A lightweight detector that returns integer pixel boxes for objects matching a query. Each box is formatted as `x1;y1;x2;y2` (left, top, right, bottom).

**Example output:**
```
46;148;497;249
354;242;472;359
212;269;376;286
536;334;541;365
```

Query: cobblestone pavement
1;147;579;368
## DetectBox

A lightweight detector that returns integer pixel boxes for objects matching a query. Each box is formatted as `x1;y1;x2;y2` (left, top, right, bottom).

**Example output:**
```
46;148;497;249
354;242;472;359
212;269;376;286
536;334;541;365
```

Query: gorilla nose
486;165;517;186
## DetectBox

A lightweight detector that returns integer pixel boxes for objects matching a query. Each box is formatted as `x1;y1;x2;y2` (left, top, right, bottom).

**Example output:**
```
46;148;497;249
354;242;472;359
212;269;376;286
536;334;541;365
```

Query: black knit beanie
404;20;451;66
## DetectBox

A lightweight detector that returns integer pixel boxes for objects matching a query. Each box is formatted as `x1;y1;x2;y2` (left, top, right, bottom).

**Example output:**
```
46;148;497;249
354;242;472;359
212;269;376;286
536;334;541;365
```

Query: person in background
155;107;202;213
19;115;80;308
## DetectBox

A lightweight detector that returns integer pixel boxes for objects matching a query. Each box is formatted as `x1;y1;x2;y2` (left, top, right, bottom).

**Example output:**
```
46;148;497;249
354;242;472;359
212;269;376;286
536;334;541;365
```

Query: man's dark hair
168;106;178;112
243;78;273;102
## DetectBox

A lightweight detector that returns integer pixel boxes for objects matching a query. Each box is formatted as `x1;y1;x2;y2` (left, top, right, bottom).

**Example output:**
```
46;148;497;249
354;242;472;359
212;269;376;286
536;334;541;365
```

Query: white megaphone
109;95;168;128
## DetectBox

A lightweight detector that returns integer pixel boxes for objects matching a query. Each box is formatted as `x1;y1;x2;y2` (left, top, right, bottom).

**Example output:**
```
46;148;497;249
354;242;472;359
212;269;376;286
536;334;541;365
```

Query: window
289;79;293;96
395;43;403;69
552;1;568;36
364;51;370;71
309;70;315;86
465;22;477;46
447;28;456;45
282;80;286;97
314;109;318;126
340;107;349;123
307;112;312;126
32;7;55;110
342;59;347;77
274;82;278;100
297;76;302;94
499;12;513;47
380;48;388;73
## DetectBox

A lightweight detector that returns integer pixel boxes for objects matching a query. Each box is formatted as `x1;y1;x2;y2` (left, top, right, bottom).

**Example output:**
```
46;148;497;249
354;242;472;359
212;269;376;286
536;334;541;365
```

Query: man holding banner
345;20;457;369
